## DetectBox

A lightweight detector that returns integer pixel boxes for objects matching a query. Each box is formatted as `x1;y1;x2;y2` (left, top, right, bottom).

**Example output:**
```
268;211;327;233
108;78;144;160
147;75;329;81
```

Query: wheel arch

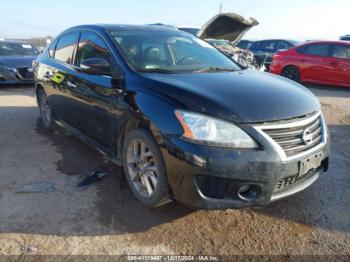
34;83;45;105
281;64;302;81
115;92;184;161
282;64;300;72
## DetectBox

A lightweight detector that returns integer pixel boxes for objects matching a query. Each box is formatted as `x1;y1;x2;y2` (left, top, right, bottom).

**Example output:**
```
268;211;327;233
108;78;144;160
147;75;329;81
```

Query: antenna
219;4;223;14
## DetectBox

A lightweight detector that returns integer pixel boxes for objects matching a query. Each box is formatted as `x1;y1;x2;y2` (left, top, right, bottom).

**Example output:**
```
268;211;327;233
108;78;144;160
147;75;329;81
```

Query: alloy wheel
126;138;159;197
39;92;52;127
282;66;300;82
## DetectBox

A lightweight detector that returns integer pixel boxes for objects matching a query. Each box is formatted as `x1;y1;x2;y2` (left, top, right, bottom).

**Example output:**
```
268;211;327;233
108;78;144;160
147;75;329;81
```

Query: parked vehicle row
33;24;330;209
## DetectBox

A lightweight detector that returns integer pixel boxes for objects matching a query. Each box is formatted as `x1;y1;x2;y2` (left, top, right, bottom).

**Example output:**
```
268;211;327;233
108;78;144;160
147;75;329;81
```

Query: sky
0;0;349;41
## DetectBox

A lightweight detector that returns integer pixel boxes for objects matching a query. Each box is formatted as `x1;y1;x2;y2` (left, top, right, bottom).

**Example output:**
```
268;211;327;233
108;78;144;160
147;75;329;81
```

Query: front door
45;32;80;123
297;44;332;84
69;31;123;151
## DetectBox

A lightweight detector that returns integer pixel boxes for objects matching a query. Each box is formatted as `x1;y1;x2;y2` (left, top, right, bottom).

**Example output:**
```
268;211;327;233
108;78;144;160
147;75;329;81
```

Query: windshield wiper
194;67;237;73
137;68;174;74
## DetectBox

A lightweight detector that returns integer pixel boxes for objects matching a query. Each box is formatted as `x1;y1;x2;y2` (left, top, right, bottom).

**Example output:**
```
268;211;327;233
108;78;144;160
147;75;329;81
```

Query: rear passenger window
54;33;79;64
332;45;350;59
297;44;330;57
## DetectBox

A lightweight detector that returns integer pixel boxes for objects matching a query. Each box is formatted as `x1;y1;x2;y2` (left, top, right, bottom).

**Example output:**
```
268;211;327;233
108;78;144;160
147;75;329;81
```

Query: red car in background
269;41;350;88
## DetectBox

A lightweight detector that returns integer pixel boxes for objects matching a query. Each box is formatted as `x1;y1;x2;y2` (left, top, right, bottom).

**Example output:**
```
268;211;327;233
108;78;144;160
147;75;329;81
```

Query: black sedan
0;40;39;85
33;25;329;209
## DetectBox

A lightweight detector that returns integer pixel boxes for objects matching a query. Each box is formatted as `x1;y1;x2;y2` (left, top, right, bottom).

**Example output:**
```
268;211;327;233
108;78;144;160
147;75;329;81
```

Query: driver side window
75;31;111;71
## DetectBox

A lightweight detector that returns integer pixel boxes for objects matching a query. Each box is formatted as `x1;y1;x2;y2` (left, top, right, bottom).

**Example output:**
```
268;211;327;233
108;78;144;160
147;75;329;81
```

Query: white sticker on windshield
22;44;32;49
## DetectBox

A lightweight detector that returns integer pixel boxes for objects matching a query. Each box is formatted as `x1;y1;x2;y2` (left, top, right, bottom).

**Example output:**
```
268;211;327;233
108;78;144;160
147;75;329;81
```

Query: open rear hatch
197;13;259;44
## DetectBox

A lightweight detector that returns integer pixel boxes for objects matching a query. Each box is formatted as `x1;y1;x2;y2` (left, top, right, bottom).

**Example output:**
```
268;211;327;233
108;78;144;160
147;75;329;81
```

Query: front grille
274;167;320;193
16;67;33;80
258;113;324;159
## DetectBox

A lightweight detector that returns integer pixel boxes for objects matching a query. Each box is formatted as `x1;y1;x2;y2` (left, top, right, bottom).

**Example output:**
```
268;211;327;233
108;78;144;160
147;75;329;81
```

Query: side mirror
80;57;111;75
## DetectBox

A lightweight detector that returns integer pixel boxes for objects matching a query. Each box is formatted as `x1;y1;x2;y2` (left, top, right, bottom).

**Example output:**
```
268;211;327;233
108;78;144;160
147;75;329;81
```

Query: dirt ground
0;84;349;256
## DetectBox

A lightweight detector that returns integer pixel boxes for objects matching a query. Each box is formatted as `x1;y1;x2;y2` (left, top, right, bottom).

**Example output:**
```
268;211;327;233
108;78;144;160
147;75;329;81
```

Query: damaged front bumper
161;137;330;209
161;111;330;209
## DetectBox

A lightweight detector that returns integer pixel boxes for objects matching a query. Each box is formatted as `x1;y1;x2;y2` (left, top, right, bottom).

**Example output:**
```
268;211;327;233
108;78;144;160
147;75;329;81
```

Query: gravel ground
0;84;349;256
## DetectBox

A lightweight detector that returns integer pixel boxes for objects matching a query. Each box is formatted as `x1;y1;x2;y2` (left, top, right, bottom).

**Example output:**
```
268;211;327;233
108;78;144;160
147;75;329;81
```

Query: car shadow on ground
34;119;350;235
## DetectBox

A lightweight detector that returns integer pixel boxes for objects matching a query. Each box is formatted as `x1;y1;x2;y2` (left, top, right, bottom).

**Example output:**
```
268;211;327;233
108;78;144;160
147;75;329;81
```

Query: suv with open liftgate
33;24;330;209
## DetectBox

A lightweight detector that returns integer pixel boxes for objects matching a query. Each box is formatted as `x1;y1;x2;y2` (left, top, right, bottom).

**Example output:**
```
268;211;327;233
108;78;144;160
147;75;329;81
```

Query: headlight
175;110;258;148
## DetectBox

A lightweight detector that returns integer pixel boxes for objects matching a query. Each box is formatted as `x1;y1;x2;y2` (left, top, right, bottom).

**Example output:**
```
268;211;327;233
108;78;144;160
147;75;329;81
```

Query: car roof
62;24;180;35
300;40;350;46
253;39;296;42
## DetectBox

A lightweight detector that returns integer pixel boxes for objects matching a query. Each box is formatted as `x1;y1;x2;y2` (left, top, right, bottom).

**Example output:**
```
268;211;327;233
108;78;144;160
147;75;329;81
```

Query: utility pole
219;4;223;14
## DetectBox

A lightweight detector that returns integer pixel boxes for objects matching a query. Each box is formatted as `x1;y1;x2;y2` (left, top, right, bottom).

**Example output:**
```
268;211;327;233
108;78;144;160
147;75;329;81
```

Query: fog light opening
238;185;261;202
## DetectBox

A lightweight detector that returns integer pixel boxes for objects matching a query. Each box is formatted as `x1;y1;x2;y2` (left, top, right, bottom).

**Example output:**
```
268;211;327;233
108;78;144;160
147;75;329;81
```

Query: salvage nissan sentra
33;24;330;209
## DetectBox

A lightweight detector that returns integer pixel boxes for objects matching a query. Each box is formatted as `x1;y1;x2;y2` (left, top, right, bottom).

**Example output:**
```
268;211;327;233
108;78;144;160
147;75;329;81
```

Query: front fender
133;92;184;137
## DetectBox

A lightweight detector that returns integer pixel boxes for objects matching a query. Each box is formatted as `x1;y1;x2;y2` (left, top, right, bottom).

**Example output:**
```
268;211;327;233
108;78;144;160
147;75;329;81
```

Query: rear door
45;32;80;123
70;31;118;150
329;44;350;86
296;44;332;83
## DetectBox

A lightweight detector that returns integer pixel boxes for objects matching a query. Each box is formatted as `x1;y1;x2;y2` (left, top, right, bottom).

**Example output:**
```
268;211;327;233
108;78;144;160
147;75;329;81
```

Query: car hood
0;55;36;68
141;70;320;124
197;13;259;44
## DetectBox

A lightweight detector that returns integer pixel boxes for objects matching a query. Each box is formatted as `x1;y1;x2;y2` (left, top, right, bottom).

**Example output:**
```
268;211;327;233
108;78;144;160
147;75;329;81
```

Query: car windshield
0;42;39;56
110;30;240;73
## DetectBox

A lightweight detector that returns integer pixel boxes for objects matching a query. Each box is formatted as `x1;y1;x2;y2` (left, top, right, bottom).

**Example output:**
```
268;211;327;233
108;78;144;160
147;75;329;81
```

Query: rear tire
281;66;300;83
122;128;170;208
37;89;53;129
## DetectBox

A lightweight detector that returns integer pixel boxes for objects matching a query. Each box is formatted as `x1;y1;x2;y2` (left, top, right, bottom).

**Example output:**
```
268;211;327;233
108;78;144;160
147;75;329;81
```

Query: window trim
68;29;125;78
48;39;58;59
49;31;80;66
73;29;112;68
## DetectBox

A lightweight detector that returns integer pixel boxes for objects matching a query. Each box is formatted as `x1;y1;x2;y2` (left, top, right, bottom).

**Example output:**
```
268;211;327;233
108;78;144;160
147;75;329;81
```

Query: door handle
300;59;307;63
67;81;78;89
44;72;53;78
329;62;338;66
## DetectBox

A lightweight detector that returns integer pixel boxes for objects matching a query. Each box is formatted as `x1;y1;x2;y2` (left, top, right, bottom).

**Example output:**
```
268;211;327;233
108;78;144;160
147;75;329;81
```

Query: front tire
122;128;170;208
281;66;300;83
38;89;53;129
